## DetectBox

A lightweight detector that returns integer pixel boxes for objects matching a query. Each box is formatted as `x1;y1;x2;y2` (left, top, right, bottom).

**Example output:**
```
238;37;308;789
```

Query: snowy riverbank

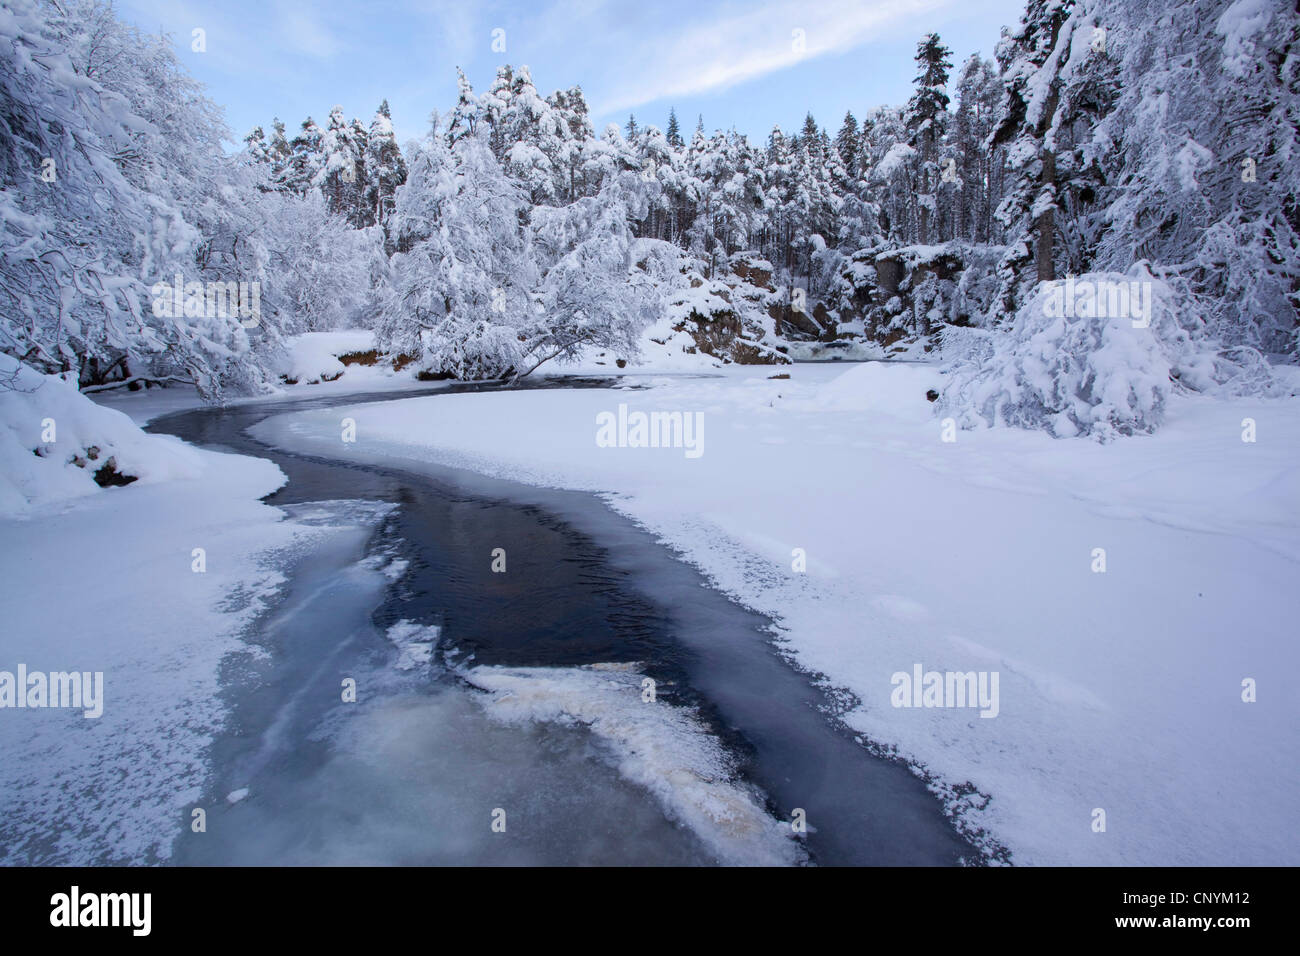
0;361;320;863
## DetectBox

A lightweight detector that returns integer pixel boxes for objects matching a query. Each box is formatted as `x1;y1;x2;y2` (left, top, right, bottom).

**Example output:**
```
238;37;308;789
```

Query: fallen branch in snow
80;375;193;395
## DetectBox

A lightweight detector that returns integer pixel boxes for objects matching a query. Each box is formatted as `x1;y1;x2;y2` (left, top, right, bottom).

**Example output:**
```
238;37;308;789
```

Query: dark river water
149;379;982;866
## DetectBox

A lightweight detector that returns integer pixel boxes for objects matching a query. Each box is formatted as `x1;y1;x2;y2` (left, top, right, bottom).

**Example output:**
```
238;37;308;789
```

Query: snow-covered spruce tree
905;33;954;245
763;126;795;271
666;108;684;150
834;111;861;180
365;100;407;229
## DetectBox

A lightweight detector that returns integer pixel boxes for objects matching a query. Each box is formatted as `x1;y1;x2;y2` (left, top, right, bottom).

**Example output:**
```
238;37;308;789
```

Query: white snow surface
254;361;1300;865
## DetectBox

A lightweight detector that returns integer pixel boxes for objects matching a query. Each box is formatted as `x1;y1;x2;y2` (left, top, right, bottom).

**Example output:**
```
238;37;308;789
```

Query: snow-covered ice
462;661;806;866
0;358;320;863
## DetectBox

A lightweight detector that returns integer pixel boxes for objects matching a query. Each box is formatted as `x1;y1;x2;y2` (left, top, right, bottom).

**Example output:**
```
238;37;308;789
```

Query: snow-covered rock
0;354;203;516
279;330;380;385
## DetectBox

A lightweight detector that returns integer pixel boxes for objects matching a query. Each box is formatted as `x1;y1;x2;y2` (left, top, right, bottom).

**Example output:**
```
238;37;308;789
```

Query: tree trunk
1035;79;1061;283
1035;145;1056;283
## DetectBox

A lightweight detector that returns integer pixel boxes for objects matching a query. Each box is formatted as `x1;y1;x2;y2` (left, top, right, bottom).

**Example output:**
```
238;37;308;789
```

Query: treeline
253;0;1296;368
243;102;407;229
248;40;1006;307
2;0;1296;407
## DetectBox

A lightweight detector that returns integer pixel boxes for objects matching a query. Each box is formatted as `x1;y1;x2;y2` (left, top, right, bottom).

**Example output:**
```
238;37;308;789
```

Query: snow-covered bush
940;268;1221;439
254;187;375;335
277;330;378;385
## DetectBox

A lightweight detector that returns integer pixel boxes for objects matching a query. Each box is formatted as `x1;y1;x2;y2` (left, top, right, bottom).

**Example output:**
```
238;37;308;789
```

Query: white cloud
593;0;953;116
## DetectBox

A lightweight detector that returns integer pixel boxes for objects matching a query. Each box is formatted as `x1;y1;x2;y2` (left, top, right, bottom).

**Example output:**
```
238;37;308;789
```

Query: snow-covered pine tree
952;55;1004;243
285;116;325;196
547;84;596;200
268;118;292;178
666;108;683;149
481;64;574;206
365;100;407;229
446;67;481;145
245;126;270;163
318;106;367;226
905;33;954;244
864;106;916;242
987;0;1077;318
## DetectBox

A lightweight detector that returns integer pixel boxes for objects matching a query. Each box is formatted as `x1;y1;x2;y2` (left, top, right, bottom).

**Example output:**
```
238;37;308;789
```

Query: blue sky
116;0;1028;147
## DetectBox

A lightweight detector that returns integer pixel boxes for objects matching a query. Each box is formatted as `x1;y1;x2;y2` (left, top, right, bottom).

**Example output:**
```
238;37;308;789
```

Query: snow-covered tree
0;0;282;399
318;106;367;226
834;111;861;179
666;108;683;149
905;33;954;244
529;171;661;374
952;55;1004;243
378;125;537;379
284;117;325;196
365;100;407;228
